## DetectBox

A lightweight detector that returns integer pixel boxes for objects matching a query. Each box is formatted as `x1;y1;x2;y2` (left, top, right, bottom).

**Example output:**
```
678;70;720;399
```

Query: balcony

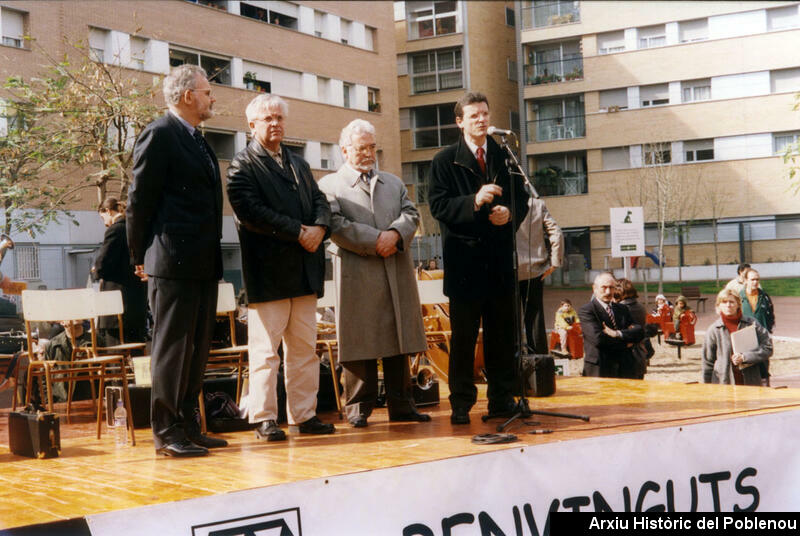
523;57;583;86
527;115;585;142
521;1;580;30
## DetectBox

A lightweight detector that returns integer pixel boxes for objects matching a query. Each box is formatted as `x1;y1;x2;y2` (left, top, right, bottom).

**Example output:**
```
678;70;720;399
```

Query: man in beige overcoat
319;119;430;428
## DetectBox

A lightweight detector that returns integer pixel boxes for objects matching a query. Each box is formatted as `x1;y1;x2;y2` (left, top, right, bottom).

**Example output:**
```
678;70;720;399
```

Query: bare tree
782;93;800;195
4;36;159;208
610;142;700;293
698;177;728;289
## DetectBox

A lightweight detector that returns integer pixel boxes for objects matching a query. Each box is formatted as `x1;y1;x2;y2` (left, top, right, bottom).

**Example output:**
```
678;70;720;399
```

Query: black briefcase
8;408;61;459
519;354;556;397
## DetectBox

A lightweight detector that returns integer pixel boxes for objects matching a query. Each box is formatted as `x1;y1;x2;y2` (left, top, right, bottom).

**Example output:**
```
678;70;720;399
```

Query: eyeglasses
349;143;377;154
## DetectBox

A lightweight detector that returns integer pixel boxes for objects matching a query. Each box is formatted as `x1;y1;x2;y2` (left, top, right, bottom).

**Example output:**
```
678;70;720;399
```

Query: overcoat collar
249;139;294;184
165;113;218;183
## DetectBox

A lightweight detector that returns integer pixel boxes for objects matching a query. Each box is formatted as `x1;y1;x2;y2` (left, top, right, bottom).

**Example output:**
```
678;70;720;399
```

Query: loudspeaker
519;354;556;397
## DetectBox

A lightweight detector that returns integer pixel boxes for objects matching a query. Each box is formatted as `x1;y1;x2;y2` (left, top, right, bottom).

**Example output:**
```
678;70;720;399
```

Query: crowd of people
0;66;782;457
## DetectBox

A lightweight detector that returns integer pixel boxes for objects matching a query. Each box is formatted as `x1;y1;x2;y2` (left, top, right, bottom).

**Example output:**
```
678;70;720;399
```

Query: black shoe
156;439;208;457
188;433;228;449
450;407;470;425
488;400;518;418
293;416;335;435
350;417;368;428
254;420;287;441
390;409;431;422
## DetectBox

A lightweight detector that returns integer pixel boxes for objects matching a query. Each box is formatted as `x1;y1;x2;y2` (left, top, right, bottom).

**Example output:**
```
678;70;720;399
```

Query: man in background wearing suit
318;119;430;428
429;92;529;425
127;65;227;457
227;94;334;441
579;272;644;378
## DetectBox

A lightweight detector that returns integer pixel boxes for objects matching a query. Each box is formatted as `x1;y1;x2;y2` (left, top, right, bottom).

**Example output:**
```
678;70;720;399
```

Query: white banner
86;410;800;535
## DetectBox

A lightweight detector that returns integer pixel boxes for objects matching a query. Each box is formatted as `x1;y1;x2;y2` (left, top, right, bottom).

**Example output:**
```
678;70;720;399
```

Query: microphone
487;126;514;136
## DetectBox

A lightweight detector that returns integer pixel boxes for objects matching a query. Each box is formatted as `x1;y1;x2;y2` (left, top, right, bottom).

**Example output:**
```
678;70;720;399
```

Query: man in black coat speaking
227;94;334;441
127;65;227;457
429;92;529;425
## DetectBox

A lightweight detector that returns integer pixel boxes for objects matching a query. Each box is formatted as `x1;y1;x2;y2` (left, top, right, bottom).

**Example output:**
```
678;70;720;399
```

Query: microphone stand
481;133;589;431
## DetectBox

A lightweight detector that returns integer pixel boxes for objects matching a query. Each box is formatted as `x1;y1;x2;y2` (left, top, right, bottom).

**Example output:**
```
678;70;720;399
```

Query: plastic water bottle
113;400;128;446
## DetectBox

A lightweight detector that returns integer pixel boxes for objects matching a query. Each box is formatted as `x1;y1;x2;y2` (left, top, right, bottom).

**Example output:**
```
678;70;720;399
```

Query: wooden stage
2;377;800;531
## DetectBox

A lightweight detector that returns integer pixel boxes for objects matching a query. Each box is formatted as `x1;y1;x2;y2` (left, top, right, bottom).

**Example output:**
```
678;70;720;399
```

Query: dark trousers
148;276;218;447
342;355;416;422
519;276;546;354
448;292;516;411
583;353;637;379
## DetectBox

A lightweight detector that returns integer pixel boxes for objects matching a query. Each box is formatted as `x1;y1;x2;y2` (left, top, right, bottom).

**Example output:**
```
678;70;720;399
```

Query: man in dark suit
127;65;227;457
429;92;529;425
579;272;644;378
227;94;334;441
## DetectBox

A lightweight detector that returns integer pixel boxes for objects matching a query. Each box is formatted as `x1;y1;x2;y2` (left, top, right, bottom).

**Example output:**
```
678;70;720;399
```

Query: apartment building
0;0;397;291
394;0;519;261
519;1;800;275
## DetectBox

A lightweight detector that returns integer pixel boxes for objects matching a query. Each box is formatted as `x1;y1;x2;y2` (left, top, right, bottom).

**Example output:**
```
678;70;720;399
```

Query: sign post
610;207;645;280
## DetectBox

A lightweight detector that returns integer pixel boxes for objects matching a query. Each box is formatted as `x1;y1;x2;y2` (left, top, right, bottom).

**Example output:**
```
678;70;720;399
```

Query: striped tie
606;304;617;329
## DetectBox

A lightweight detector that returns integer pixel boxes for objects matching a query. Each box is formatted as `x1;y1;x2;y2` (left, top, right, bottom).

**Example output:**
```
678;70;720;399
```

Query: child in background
554;299;579;354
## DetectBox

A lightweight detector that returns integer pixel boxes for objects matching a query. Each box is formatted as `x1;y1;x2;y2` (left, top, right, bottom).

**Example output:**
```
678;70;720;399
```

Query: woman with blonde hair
702;289;772;386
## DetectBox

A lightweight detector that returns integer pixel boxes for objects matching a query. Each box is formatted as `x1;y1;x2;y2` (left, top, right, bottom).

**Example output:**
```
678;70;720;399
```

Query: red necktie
476;147;486;176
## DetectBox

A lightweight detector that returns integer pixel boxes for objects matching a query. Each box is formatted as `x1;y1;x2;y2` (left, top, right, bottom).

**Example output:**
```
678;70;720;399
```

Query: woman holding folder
702;289;772;386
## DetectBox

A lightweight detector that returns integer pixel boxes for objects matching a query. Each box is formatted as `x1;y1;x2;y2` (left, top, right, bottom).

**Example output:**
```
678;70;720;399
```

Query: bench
680;286;708;312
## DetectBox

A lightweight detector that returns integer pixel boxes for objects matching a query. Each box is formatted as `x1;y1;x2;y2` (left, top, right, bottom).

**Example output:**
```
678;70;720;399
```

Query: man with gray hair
127;64;227;456
318;119;430;427
227;94;334;440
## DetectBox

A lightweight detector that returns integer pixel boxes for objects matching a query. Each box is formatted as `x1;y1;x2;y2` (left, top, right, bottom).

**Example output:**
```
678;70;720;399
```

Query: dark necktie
476;147;487;176
360;171;373;188
605;303;617;329
193;130;215;174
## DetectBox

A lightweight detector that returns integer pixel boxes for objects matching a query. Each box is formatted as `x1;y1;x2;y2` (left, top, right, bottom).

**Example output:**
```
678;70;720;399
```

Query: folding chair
415;279;451;381
21;289;135;445
91;290;147;362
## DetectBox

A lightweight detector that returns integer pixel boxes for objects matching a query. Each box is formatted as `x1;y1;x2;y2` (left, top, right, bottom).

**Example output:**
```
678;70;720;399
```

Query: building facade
519;0;800;275
394;0;519;263
0;0;398;292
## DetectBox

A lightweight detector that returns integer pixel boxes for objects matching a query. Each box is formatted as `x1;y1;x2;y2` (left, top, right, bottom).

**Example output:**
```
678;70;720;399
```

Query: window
531;152;587;196
525;40;582;85
523;0;580;29
1;7;25;48
644;145;671;165
771;67;800;94
240;1;298;29
597;30;625;55
340;19;351;44
681;79;711;103
169;48;231;85
602;147;630;170
680;18;708;43
529;97;585;142
343;83;353;108
314;12;324;37
0;100;25;136
638;25;666;49
204;130;235;160
505;7;515;27
365;26;376;50
320;143;335;169
88;27;108;63
14;244;39;280
507;59;517;82
317;76;330;103
685;139;714;162
410;48;463;94
404;161;432;203
368;87;380;112
640;84;669;107
130;36;147;70
774;131;800;154
412;103;458;149
767;5;799;31
599;88;628;111
407;1;459;40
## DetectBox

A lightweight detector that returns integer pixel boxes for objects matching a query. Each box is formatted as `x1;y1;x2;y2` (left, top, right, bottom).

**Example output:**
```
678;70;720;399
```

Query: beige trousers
247;294;319;425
